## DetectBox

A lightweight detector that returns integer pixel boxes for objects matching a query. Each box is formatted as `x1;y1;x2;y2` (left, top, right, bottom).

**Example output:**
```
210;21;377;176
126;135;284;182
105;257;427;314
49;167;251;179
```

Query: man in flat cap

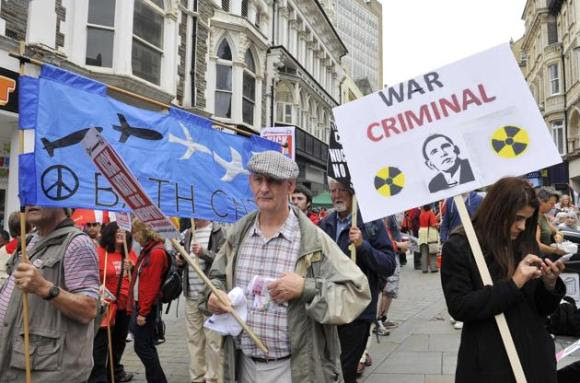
202;150;371;383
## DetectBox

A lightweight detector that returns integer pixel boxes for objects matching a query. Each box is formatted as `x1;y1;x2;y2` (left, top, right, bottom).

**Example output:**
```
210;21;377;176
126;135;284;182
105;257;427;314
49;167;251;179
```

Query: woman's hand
512;254;543;288
541;258;565;291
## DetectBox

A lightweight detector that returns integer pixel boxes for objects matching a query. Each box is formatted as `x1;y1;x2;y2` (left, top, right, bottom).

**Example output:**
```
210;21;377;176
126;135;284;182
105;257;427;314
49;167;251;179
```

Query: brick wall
1;0;30;41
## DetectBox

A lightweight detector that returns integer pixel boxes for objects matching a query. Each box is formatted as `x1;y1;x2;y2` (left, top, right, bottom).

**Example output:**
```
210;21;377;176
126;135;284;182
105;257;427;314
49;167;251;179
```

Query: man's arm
301;228;371;325
440;198;452;242
13;262;97;324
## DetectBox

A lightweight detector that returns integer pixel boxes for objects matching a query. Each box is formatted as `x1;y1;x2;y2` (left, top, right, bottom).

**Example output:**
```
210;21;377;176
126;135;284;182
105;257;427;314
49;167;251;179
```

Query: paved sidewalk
360;265;458;383
119;261;580;382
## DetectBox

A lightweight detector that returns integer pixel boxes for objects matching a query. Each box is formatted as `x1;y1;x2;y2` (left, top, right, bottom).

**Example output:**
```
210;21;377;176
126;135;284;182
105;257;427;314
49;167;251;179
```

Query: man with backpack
178;219;226;383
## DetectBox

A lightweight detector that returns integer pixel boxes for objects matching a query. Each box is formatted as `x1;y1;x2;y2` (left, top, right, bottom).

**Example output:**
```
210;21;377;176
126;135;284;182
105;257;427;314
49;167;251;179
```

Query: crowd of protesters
0;150;577;382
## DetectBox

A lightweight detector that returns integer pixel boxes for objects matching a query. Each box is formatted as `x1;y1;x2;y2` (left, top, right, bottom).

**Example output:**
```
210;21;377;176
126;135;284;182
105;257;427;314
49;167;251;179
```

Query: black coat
319;211;396;322
441;233;565;383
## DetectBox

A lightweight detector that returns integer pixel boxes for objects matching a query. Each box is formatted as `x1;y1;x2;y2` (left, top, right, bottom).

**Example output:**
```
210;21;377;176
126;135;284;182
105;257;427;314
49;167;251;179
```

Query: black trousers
130;305;167;383
111;309;131;376
88;327;109;383
338;320;371;383
88;309;132;383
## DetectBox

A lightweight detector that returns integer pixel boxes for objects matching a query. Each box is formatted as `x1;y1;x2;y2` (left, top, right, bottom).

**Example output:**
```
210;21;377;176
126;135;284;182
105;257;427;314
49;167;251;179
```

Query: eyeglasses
86;223;100;227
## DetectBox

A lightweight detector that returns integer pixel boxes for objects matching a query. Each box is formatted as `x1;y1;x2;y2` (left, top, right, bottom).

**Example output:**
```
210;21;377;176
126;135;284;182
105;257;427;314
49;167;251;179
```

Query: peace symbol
41;165;79;201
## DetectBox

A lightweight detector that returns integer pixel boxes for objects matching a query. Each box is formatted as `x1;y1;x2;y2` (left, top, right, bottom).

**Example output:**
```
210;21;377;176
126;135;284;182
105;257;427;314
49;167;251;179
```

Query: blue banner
19;65;280;223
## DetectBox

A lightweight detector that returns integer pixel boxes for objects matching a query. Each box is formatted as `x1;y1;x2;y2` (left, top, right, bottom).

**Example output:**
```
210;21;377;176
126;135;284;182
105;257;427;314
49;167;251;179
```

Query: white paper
204;287;247;336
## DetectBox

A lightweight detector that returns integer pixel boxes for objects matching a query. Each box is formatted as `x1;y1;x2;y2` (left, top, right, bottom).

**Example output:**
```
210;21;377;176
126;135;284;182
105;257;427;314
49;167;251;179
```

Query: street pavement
119;259;580;382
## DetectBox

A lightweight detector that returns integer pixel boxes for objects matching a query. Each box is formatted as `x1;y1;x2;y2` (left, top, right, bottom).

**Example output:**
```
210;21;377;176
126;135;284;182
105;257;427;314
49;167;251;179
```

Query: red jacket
127;240;168;317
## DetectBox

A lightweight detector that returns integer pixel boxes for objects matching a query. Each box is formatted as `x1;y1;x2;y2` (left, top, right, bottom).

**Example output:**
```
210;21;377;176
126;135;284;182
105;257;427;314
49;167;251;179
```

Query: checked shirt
234;209;301;359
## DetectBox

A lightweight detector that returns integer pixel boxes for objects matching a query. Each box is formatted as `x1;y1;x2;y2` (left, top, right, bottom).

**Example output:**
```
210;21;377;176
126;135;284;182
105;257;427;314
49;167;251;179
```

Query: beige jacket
202;206;371;383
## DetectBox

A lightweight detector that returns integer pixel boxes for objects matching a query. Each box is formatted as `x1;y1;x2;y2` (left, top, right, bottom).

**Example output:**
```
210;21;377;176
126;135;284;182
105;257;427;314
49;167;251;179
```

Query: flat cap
247;151;299;180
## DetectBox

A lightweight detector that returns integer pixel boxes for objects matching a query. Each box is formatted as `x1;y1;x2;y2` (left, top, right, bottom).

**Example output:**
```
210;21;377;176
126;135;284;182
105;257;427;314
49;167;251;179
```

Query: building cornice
269;45;338;106
292;0;348;59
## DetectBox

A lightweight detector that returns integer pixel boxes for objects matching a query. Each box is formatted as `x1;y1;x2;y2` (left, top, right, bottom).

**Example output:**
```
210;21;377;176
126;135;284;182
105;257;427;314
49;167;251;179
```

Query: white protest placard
261;126;295;159
333;44;562;222
81;128;179;239
111;211;132;232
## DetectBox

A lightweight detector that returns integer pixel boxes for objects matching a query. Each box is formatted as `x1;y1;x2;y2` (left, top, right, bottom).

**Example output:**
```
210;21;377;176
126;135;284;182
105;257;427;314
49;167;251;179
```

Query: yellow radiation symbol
374;167;405;197
491;125;529;158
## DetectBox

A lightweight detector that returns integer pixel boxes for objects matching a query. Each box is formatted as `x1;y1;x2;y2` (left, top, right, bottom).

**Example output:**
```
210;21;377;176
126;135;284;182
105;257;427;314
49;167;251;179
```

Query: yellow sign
374;167;405;197
491;126;529;158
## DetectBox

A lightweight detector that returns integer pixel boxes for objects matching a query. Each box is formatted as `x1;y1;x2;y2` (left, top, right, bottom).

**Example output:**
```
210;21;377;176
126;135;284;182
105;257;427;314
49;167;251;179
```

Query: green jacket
202;206;371;383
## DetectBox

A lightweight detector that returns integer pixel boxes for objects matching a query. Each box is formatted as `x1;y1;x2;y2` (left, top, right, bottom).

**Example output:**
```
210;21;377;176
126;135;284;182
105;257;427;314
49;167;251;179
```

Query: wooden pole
453;195;527;383
189;218;199;266
106;319;115;383
349;196;358;263
122;232;131;283
18;40;32;383
169;238;268;354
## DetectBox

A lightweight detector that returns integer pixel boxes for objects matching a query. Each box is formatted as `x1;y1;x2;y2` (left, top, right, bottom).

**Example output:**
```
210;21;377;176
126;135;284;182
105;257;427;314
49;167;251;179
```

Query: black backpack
547;296;580;336
159;247;183;304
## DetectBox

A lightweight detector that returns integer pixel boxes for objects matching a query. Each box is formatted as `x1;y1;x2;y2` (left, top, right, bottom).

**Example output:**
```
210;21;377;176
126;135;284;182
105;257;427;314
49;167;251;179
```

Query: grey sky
380;0;527;87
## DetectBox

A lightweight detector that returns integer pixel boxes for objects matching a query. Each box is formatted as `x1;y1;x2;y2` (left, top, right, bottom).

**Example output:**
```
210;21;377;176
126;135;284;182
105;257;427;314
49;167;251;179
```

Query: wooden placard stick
349;196;358;263
453;195;526;383
189;218;199;266
106;319;115;383
18;40;32;383
169;238;268;354
121;232;131;283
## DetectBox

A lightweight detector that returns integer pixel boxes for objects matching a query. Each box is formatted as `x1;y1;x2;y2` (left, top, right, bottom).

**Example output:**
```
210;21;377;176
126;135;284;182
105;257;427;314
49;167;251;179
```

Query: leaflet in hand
204;287;247;336
247;275;276;311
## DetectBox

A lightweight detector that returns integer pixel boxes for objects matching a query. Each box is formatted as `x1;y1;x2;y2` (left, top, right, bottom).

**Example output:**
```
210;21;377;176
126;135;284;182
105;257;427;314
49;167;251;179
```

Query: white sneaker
453;321;463;330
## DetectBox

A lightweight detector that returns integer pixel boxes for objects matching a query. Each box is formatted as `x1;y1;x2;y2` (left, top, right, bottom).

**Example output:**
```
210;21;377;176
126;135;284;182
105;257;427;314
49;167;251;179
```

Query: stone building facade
515;0;579;190
0;0;214;223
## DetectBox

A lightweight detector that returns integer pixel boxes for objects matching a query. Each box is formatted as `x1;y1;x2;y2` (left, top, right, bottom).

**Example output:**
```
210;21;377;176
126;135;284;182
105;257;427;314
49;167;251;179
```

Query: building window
242;50;256;125
548;21;558;44
549;64;560;95
215;40;233;118
222;0;230;12
276;82;293;124
552;120;565;155
86;0;115;67
132;0;164;85
242;0;248;17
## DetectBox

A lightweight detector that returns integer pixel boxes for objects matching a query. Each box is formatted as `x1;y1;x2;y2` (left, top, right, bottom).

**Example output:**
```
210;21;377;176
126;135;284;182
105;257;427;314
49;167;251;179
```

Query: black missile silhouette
113;113;163;143
41;127;104;157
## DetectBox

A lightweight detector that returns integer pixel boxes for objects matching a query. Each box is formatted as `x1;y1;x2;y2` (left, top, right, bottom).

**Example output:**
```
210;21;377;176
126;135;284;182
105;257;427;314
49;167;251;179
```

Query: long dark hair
99;221;133;254
472;177;539;279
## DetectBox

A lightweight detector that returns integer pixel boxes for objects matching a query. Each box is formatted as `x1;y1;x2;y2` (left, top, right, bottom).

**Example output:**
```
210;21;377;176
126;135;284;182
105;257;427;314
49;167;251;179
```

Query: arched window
86;0;116;67
132;0;165;84
276;82;293;124
242;50;256;125
215;39;233;118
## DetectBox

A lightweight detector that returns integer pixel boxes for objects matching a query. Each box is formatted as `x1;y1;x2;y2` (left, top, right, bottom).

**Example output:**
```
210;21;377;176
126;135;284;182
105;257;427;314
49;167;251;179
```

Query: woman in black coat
441;177;566;383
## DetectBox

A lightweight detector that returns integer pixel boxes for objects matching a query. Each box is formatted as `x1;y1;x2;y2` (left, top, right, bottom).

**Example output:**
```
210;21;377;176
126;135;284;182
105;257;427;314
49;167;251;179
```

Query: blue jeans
130;305;167;383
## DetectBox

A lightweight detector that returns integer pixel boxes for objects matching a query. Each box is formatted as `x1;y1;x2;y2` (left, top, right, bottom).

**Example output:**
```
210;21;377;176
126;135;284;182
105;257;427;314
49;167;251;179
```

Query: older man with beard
319;178;397;383
0;206;99;382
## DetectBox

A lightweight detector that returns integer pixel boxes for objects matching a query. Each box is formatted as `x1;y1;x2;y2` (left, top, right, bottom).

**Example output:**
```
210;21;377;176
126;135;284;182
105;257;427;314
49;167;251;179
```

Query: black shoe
398;253;407;265
115;371;134;382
